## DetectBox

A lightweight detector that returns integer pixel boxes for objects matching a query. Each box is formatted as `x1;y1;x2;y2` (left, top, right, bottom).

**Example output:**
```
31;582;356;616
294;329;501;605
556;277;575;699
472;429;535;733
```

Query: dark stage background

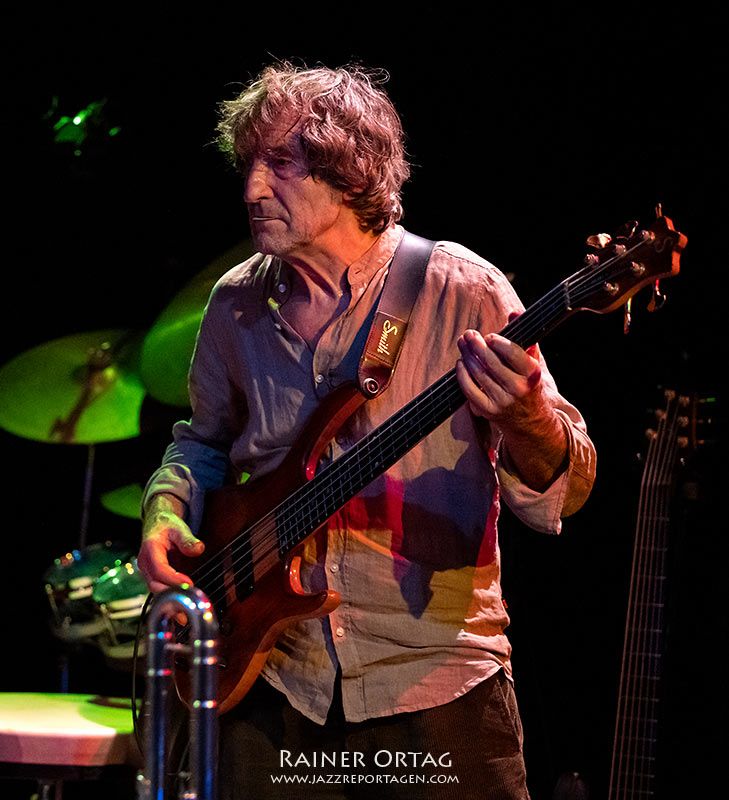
3;10;725;799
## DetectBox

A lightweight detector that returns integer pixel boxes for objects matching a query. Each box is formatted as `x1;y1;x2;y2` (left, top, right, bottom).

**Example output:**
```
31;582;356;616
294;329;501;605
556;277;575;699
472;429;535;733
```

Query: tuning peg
586;233;612;249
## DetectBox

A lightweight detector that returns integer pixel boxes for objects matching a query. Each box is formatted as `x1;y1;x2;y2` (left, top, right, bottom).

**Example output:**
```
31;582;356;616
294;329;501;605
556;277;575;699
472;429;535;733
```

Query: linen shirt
143;225;596;724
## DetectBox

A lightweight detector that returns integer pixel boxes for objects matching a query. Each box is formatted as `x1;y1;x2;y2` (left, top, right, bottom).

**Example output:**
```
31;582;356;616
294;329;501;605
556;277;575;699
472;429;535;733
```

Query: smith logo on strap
374;316;402;360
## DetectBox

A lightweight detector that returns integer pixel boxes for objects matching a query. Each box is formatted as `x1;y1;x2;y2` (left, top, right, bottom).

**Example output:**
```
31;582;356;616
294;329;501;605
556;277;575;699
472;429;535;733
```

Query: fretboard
608;392;683;799
273;277;575;557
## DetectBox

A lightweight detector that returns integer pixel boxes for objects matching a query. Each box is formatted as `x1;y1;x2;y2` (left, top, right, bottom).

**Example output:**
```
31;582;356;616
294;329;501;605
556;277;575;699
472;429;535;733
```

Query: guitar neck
207;214;684;588
274;281;575;557
608;392;684;799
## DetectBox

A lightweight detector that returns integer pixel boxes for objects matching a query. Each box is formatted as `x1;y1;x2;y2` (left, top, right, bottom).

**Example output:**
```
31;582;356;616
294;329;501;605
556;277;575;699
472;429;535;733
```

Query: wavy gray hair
216;63;410;234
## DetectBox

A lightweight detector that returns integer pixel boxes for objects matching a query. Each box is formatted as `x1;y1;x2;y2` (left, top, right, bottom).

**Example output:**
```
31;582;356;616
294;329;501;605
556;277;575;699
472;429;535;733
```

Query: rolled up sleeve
496;402;596;534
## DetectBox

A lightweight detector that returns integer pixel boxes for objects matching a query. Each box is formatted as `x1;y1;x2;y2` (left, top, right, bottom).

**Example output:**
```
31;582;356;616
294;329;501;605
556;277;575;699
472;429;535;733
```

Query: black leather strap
357;231;435;398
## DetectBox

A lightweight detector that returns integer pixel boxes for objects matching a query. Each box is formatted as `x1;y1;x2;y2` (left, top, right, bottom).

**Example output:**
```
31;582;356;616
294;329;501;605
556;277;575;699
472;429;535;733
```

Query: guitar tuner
629;261;646;276
638;228;656;243
586;232;612;249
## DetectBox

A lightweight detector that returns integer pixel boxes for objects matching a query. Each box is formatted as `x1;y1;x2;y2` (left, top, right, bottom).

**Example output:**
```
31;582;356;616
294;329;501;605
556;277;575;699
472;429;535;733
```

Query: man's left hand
456;328;548;430
455;325;568;491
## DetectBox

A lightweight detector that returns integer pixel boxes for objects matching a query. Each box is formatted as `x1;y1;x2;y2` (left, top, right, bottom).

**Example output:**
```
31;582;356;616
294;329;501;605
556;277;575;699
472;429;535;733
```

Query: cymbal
99;483;143;519
0;329;145;444
140;239;256;406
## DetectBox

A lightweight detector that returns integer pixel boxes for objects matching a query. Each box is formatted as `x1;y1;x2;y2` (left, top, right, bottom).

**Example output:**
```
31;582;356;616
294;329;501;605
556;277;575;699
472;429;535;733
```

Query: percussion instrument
43;542;148;664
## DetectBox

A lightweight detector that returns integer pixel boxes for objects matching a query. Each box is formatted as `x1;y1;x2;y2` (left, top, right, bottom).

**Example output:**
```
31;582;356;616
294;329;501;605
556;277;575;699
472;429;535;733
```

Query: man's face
242;120;347;261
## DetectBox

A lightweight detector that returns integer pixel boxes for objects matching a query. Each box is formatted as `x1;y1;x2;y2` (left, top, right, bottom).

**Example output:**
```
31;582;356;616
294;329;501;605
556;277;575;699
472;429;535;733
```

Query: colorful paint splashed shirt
143;225;596;724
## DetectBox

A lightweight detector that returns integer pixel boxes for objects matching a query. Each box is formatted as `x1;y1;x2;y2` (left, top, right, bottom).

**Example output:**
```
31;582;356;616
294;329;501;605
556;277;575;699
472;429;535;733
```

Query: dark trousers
218;670;530;799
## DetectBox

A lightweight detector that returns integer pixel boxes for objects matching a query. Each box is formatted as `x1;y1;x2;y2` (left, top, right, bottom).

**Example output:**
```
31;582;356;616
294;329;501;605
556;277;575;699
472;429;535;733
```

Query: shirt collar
346;225;404;290
266;225;404;309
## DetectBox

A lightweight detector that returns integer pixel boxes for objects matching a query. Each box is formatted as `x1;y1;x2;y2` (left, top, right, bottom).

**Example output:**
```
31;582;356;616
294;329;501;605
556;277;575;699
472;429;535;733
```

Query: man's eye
261;153;287;168
270;157;306;179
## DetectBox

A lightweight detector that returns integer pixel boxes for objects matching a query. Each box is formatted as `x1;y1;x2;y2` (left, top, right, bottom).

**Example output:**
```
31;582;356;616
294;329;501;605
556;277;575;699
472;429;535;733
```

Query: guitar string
188;247;657;619
638;399;675;795
635;410;661;797
610;407;656;797
176;376;458;624
632;409;659;797
187;246;654;606
626;399;667;797
188;242;660;606
612;395;676;795
639;402;676;794
185;264;570;593
611;400;661;797
191;367;465;606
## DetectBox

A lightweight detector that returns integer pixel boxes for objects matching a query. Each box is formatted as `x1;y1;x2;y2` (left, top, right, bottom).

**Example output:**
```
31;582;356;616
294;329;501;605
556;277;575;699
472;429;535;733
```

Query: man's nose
243;158;274;203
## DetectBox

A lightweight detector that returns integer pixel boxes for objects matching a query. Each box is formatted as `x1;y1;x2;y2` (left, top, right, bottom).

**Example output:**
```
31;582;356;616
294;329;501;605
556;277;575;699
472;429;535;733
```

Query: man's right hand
138;493;205;593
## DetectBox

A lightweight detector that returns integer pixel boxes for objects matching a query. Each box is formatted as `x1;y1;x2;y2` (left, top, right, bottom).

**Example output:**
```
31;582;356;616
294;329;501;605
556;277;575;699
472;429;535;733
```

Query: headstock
640;389;716;475
567;213;687;316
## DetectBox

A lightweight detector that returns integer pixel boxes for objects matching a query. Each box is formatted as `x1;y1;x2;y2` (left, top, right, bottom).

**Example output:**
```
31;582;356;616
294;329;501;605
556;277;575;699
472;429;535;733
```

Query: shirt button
315;374;324;384
330;564;339;573
335;626;345;638
278;283;287;293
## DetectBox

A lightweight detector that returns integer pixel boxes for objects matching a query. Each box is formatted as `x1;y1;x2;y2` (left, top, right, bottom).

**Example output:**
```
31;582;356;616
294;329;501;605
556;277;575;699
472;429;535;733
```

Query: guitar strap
357;231;435;398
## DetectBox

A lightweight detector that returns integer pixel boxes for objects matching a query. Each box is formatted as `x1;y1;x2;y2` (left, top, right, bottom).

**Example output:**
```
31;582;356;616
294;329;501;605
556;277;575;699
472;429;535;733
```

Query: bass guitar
172;213;687;714
607;389;708;798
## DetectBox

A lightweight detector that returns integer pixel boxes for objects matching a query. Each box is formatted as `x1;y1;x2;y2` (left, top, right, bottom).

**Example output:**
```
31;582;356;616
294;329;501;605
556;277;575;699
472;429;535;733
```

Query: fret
612;785;656;797
613;769;657;778
623;650;663;659
619;738;657;760
616;736;658;744
622;695;659;704
616;715;660;726
624;627;665;636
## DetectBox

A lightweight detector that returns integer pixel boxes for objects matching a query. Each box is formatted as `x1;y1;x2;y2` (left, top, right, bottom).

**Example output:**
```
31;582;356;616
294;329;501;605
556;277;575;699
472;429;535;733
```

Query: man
138;63;596;799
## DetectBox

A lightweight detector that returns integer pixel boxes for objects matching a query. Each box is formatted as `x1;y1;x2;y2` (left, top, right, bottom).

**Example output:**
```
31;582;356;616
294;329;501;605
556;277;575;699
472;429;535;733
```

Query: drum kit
0;239;254;675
